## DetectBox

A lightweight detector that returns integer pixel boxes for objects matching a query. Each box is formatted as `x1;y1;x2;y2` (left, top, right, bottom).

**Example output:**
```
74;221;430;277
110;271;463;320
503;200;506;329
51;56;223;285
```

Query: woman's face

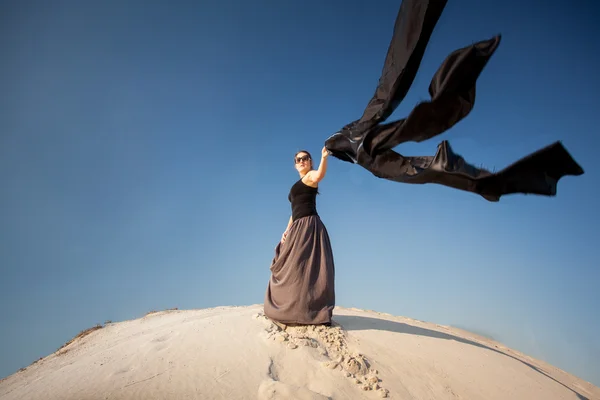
294;152;311;172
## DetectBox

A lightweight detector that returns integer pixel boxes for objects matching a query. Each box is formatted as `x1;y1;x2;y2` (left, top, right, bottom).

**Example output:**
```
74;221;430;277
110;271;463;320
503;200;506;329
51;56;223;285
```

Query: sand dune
1;305;598;400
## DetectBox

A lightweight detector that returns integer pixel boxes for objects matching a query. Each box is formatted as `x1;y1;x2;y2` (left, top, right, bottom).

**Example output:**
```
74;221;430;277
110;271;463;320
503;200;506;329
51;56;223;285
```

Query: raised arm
308;147;330;184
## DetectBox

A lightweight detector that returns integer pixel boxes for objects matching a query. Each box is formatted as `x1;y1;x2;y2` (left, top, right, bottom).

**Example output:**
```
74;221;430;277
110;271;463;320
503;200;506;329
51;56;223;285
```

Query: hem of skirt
265;311;333;326
267;317;332;327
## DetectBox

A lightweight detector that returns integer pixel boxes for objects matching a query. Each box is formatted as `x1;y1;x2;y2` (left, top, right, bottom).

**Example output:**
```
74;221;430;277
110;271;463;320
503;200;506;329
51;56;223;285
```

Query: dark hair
294;149;312;161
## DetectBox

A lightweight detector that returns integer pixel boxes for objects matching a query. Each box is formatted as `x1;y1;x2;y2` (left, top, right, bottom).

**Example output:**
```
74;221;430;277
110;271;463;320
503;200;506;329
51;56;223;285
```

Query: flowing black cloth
324;0;584;201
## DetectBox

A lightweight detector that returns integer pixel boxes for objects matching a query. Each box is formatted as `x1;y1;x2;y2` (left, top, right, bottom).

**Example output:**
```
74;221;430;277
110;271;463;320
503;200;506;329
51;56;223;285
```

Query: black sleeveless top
288;178;318;222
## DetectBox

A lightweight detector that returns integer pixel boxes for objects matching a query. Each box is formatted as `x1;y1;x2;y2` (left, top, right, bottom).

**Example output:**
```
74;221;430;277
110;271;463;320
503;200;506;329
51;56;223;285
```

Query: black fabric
288;179;319;222
324;0;584;201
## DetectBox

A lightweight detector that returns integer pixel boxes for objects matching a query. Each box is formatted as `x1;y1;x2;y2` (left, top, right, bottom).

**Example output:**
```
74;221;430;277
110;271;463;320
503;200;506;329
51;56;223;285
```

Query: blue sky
1;0;599;387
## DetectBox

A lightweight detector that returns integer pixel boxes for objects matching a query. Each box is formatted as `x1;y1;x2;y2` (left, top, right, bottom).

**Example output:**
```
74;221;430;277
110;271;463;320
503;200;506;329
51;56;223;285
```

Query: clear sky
1;0;599;388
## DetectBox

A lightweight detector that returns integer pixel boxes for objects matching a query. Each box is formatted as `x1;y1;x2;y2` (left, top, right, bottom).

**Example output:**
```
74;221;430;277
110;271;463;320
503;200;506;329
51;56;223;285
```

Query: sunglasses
295;155;311;164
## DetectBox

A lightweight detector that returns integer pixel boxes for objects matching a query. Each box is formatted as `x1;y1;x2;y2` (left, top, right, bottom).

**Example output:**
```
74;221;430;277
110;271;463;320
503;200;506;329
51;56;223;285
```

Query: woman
263;146;335;326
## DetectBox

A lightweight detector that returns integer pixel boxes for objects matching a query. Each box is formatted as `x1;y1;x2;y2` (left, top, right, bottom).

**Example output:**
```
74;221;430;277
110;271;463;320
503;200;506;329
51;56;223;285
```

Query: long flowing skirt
264;215;335;325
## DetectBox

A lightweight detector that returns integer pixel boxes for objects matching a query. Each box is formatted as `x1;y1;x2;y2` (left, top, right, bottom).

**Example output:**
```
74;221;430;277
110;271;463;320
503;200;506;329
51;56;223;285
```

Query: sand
0;305;598;400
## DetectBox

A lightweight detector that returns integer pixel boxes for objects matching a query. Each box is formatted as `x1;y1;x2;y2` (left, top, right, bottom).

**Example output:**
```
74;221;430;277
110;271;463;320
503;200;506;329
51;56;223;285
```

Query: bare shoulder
302;171;319;188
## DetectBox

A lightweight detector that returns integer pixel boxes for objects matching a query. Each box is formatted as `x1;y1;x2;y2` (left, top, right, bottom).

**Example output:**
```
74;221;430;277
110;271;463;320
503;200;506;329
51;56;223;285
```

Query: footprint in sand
258;357;331;400
149;331;178;353
254;313;390;398
258;379;331;400
152;335;170;343
112;367;131;376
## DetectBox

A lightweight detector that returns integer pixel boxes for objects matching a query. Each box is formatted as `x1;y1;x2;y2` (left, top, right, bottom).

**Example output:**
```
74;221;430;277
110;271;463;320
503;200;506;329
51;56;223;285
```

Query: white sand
1;305;598;400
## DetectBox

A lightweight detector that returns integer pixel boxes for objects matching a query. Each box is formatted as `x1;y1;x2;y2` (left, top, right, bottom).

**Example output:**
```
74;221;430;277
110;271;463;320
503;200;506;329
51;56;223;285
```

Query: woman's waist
291;207;318;221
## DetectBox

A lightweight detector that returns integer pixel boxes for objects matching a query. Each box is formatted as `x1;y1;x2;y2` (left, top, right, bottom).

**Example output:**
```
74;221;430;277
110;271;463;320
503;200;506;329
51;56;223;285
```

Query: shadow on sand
334;315;588;400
